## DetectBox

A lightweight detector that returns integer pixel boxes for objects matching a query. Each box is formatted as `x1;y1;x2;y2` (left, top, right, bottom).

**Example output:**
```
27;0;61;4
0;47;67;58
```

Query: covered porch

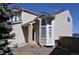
22;20;39;45
21;13;55;46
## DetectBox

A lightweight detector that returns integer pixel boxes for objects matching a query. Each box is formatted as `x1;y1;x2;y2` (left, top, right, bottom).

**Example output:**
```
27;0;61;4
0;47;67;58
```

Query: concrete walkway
11;44;56;55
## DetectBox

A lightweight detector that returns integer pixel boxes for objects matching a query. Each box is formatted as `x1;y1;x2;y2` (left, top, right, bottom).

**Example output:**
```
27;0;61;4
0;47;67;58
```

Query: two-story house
8;8;72;47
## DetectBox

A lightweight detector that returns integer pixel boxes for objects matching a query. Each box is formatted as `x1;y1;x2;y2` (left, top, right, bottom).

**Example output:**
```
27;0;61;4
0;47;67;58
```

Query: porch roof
22;20;36;27
34;13;55;21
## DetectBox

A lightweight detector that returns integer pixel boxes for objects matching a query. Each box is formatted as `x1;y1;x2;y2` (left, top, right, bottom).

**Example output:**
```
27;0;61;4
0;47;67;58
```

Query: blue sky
9;3;79;33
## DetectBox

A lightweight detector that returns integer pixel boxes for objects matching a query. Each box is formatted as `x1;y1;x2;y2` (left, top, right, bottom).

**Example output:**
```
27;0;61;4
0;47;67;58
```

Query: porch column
28;23;33;44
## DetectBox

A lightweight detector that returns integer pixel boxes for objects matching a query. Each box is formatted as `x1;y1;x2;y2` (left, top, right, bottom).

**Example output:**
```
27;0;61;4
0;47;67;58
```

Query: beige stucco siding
13;24;25;43
53;10;72;40
21;11;37;24
9;24;26;47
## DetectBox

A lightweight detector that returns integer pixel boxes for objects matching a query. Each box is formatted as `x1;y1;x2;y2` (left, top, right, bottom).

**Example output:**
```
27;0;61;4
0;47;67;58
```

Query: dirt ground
11;44;55;55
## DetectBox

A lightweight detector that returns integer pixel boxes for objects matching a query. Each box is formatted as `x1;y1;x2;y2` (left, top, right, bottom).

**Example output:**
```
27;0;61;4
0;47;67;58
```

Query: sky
9;3;79;33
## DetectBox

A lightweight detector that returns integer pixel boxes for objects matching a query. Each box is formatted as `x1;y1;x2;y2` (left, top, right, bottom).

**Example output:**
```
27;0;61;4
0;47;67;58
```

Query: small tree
0;3;15;55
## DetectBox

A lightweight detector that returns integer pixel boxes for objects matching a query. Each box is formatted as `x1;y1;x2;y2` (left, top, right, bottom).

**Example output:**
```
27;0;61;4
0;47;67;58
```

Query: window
41;27;46;38
41;18;47;26
11;13;22;22
17;13;22;21
15;14;17;21
67;17;70;22
49;26;52;38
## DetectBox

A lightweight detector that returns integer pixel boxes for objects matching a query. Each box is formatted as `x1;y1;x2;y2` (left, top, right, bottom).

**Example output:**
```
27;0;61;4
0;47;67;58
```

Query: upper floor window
15;14;17;21
67;17;70;22
41;18;47;26
41;18;52;26
10;12;22;22
17;13;22;21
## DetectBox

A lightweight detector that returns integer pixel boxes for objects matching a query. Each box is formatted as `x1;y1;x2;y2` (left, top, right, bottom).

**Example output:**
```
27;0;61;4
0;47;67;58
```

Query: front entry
22;21;39;45
39;17;55;46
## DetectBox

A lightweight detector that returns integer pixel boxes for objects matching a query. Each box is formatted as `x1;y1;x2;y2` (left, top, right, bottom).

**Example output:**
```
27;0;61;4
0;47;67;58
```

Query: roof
52;9;68;15
34;9;68;20
22;9;69;26
11;8;38;16
34;12;55;21
12;7;68;16
21;8;38;16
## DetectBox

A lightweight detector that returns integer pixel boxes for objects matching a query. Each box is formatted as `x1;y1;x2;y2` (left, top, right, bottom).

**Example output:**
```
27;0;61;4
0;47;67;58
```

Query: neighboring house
8;8;72;47
73;33;79;38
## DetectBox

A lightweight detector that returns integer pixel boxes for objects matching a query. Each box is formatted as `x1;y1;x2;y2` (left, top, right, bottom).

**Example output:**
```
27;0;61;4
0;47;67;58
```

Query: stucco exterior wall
13;24;25;42
9;24;26;47
9;11;37;47
53;10;72;40
21;11;37;24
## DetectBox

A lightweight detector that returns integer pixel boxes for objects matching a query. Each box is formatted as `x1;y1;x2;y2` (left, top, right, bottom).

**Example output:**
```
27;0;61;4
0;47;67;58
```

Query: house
8;8;72;47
